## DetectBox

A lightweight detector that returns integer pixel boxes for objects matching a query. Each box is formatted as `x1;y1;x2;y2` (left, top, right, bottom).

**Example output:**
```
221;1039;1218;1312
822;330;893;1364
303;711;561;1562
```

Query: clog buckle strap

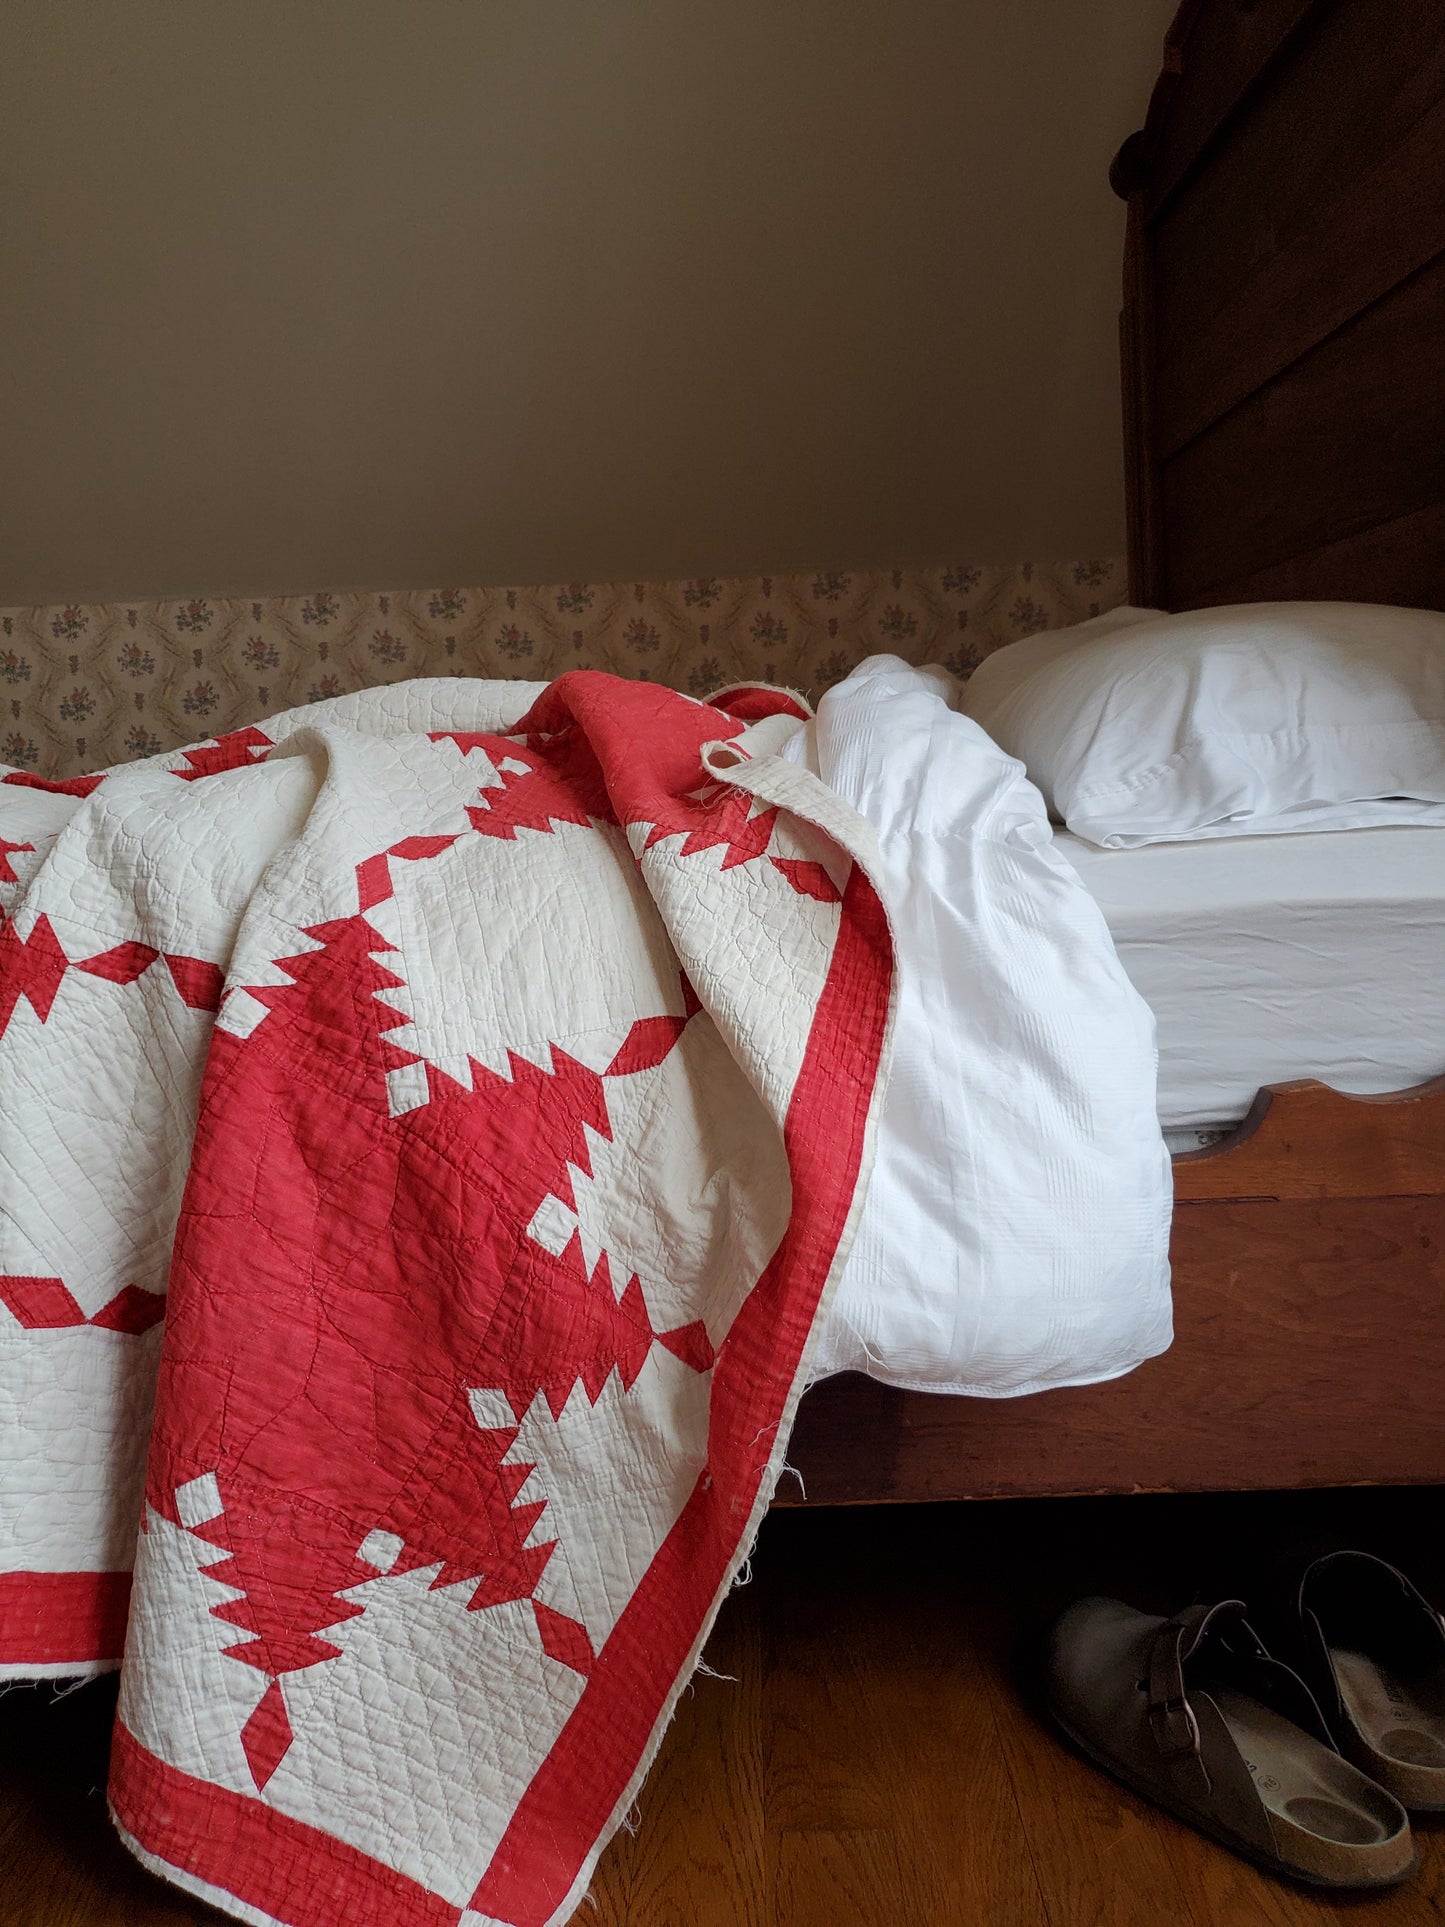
1147;1600;1252;1765
1150;1689;1201;1762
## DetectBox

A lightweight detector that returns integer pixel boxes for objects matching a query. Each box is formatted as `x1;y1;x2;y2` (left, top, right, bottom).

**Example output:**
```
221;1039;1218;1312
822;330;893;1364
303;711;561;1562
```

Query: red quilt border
111;1721;462;1927
0;1570;131;1667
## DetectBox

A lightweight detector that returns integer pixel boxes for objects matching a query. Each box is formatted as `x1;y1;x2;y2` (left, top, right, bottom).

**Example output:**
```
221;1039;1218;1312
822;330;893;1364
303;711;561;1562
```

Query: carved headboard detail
1113;0;1445;612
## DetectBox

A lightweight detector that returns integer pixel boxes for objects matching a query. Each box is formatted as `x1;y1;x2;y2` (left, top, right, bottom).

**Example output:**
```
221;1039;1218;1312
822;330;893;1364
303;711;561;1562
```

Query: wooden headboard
1111;0;1445;612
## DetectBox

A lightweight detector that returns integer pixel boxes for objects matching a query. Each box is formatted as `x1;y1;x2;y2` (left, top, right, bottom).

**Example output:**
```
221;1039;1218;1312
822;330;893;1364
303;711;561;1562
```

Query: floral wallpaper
0;559;1122;779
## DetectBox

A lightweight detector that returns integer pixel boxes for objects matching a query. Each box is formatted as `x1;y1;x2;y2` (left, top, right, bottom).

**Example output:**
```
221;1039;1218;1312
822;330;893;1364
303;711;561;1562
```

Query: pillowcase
958;601;1445;847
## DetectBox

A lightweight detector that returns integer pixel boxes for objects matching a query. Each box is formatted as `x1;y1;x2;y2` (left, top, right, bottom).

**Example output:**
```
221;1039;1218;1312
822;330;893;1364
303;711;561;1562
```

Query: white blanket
793;658;1174;1396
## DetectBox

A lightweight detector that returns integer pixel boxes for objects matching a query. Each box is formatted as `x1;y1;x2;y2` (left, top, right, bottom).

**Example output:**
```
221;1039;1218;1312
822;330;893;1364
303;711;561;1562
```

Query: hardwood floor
2;1486;1442;1924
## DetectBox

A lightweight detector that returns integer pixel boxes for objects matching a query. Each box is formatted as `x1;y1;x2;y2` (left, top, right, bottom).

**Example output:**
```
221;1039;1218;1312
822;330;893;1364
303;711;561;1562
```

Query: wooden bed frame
784;0;1445;1506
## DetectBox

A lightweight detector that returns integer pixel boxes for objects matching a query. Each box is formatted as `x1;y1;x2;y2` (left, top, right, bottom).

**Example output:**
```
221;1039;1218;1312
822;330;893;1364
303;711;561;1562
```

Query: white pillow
959;601;1445;847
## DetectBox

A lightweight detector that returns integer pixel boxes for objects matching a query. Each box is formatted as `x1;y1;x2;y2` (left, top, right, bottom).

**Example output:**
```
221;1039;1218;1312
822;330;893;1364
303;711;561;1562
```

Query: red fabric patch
171;727;273;782
1;1274;164;1334
706;686;811;724
531;1601;595;1677
770;857;842;903
643;788;779;870
487;1234;702;1422
656;1320;716;1375
465;735;615;841
0;1571;131;1666
240;1679;295;1791
76;941;160;985
0;838;35;884
508;675;743;842
1;771;104;797
196;1501;371;1681
163;954;225;1011
0;1274;86;1329
604;1012;692;1076
89;1284;166;1335
356;834;461;911
0;911;69;1036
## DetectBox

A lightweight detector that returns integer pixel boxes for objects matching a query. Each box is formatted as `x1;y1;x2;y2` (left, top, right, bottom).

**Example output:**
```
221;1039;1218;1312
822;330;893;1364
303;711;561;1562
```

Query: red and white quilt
0;672;893;1927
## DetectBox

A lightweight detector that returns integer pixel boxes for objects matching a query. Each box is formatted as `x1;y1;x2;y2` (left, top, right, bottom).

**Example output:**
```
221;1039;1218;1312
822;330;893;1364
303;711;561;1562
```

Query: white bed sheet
1058;826;1445;1133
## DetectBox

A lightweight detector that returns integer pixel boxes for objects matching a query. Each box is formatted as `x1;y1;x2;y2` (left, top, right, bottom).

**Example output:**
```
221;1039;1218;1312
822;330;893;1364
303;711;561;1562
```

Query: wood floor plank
583;1587;766;1927
774;1828;906;1927
971;1626;1201;1927
762;1520;1050;1926
0;1680;215;1927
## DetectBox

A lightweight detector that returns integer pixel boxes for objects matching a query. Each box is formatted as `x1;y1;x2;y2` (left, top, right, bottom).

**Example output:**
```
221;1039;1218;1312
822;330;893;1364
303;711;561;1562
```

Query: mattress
1058;826;1445;1136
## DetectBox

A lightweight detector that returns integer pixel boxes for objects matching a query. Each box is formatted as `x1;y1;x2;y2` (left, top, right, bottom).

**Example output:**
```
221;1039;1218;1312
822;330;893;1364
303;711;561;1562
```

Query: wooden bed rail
1173;1075;1445;1202
782;1077;1445;1507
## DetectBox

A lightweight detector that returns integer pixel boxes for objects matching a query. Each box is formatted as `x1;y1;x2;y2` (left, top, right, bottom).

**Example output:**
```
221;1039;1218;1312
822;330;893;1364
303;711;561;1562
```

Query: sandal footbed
1334;1647;1445;1812
1043;1683;1416;1891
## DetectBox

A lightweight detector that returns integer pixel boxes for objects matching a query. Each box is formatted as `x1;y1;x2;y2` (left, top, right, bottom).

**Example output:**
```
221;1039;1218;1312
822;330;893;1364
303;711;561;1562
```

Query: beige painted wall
2;2;1174;606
